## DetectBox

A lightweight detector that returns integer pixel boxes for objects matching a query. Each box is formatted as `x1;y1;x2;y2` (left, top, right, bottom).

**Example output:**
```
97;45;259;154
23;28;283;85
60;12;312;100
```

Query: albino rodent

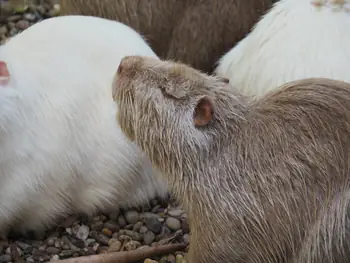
113;55;350;263
59;0;275;73
0;16;167;236
215;0;350;98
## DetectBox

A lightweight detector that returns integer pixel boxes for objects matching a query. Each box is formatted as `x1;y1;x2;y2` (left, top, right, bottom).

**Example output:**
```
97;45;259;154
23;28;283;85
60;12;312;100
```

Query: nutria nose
118;56;139;75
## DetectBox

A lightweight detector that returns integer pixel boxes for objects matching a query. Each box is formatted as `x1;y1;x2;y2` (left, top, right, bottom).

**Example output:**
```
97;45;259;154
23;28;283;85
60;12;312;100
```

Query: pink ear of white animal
0;61;10;86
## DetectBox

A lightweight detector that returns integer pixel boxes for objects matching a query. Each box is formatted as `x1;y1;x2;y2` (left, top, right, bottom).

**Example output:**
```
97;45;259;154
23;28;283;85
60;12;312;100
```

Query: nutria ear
193;96;214;127
0;61;9;86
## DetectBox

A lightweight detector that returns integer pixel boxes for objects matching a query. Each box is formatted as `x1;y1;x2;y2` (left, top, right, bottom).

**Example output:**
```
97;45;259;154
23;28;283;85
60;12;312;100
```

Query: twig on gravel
56;243;187;263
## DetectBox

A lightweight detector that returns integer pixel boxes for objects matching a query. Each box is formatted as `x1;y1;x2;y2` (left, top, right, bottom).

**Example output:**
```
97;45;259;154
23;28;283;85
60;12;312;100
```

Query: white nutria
0;15;167;236
215;0;350;98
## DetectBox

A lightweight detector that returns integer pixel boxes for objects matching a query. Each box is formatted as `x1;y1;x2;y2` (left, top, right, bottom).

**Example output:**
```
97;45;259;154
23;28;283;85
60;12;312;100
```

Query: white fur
215;0;350;98
0;15;167;234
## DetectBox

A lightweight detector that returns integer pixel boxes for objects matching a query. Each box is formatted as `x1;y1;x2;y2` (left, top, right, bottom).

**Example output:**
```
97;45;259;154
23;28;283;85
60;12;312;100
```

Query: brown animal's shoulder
252;78;350;121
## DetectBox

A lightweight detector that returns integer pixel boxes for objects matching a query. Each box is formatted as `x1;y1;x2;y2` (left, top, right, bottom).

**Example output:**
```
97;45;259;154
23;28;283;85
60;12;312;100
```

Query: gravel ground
0;2;188;262
0;197;189;263
0;1;60;44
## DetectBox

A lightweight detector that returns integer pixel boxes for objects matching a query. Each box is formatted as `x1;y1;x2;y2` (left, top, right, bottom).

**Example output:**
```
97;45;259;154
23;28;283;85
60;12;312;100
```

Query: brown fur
112;56;350;263
59;0;274;73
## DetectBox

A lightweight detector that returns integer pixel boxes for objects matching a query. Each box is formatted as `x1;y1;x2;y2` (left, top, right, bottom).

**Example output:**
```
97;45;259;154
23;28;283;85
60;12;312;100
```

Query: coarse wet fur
59;0;275;73
215;0;350;99
0;16;168;237
113;56;350;263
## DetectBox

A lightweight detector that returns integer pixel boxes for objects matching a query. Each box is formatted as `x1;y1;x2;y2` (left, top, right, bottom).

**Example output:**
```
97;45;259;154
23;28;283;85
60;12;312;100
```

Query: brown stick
56;243;187;263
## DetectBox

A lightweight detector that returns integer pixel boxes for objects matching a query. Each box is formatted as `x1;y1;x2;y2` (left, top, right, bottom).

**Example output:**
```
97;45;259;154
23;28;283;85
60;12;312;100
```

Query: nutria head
112;56;247;187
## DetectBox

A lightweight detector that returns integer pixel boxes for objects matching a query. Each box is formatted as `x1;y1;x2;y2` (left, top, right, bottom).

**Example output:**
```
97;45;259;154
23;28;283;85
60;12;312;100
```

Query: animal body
215;0;350;98
113;55;350;263
0;16;167;236
59;0;275;73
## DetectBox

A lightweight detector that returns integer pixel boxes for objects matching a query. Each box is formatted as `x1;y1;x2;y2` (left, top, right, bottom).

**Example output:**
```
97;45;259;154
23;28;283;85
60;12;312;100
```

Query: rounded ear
193;96;214;127
0;61;10;86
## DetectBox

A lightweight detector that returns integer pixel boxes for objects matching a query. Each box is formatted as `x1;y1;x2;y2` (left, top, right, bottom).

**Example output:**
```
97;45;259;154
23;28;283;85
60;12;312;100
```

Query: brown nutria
112;55;350;263
59;0;275;73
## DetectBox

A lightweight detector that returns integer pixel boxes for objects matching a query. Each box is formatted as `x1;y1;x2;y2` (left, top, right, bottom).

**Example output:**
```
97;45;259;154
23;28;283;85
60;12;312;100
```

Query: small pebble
23;13;36;21
48;4;60;17
95;234;109;246
124;210;140;224
117;215;127;228
26;256;35;263
143;231;156;245
59;250;74;258
165;217;182;231
133;221;143;232
101;228;112;237
139;226;148;234
9;27;18;37
46;246;61;255
118;235;132;243
46;238;56;247
107;240;122;252
144;216;162;234
103;220;120;232
50;254;60;261
157;217;165;223
167;207;185;217
32;249;50;261
183;234;189;244
92;243;100;252
124;240;141;251
74;224;90;240
7;15;22;22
